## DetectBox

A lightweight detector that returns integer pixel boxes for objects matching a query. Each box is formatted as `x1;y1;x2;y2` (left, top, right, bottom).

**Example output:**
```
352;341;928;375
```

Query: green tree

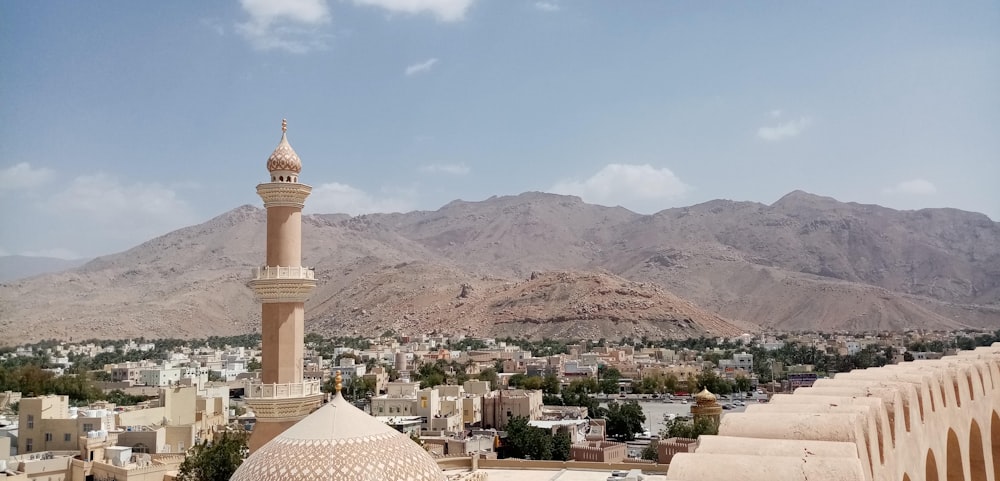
603;400;646;441
552;431;572;461
106;389;147;406
177;430;248;481
641;441;659;461
503;417;552;460
246;358;261;371
733;375;752;394
598;366;621;395
661;416;718;439
542;373;561;394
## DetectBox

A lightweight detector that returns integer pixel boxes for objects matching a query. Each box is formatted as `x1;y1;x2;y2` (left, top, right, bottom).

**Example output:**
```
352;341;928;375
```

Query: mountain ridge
1;190;997;345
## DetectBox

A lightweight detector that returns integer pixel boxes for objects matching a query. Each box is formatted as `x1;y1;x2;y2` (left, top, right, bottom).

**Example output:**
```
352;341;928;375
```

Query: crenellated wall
665;343;1000;481
569;440;626;462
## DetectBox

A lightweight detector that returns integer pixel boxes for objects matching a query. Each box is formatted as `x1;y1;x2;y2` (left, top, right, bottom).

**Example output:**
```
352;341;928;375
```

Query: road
597;394;768;436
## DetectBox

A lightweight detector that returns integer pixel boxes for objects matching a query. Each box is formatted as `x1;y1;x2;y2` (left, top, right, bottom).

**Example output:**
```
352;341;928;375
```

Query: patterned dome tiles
230;394;446;481
267;132;302;174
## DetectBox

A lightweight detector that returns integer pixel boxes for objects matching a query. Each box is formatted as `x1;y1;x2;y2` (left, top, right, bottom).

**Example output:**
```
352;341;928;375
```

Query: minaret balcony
256;182;312;208
251;266;315;281
248;266;316;303
244;379;323;400
243;380;325;421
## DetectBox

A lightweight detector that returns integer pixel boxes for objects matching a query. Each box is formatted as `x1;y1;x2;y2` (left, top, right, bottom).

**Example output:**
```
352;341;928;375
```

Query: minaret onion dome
267;119;302;183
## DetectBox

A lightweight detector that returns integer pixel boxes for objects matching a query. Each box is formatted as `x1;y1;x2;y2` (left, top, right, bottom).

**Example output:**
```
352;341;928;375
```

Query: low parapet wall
666;343;1000;481
458;457;670;473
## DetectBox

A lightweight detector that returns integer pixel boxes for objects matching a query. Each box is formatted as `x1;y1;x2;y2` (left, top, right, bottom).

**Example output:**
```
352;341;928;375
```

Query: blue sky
1;0;998;259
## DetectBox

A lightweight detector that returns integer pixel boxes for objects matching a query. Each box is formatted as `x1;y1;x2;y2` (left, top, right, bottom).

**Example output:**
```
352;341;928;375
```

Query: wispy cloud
534;1;560;12
352;0;474;22
41;173;199;247
236;0;332;53
0;162;55;191
883;179;937;196
405;58;439;76
307;182;415;215
757;116;811;142
419;163;469;175
550;163;691;213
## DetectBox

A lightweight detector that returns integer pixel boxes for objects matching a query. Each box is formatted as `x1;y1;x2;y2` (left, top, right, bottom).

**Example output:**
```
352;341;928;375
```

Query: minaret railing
251;266;315;280
244;379;322;400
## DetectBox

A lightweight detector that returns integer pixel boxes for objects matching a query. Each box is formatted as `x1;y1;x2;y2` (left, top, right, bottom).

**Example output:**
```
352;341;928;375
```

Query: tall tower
244;119;323;452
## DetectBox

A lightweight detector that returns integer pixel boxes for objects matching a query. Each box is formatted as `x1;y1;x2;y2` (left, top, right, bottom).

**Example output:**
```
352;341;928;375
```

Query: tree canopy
502;416;570;461
177;430;248;481
602;400;646;441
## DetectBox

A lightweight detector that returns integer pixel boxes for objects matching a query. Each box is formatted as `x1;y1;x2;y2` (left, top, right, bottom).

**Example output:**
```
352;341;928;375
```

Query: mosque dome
266;119;302;179
694;388;717;404
230;388;445;481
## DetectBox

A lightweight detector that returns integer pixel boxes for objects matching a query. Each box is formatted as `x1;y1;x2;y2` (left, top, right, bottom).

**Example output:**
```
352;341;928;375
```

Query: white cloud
757;116;811;142
307;182;415;215
0;162;54;191
236;0;332;53
769;109;782;118
550;163;692;213
883;179;937;196
405;58;439;76
419;163;469;175
352;0;474;22
44;173;198;239
534;1;560;12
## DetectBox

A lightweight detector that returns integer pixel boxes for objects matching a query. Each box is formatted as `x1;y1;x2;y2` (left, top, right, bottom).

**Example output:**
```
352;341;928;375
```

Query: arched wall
665;344;1000;481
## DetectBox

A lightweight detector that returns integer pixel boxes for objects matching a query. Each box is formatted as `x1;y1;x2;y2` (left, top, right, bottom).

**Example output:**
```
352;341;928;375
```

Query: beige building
18;396;111;454
17;386;227;460
363;365;389;394
482;389;543;429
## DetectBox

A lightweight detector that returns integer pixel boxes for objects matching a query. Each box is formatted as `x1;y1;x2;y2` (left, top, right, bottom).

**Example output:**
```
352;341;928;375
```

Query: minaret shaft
266;206;303;267
261;302;304;384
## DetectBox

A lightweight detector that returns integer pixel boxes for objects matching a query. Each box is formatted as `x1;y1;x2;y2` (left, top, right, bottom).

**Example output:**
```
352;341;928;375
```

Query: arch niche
946;428;963;481
969;420;987;481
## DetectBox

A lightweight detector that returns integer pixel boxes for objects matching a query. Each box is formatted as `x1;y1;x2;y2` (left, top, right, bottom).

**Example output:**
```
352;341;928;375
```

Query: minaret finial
335;370;343;394
282;118;287;133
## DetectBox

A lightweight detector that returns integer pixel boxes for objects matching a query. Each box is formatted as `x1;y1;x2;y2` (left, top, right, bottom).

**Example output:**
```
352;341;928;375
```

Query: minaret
244;119;323;452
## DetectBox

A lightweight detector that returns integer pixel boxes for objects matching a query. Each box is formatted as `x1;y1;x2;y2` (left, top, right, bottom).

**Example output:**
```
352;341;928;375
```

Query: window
45;432;52;442
64;433;72;442
25;439;32;452
83;423;94;432
27;415;34;429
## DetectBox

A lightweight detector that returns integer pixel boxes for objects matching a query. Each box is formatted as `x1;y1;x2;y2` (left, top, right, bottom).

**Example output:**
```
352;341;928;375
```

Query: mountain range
1;190;997;345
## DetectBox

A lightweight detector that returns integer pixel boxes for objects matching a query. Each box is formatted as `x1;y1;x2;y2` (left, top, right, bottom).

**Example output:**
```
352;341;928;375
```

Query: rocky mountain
0;191;997;345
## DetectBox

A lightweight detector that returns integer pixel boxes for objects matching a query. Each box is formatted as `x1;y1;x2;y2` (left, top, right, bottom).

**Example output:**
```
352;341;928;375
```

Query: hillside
1;190;998;345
